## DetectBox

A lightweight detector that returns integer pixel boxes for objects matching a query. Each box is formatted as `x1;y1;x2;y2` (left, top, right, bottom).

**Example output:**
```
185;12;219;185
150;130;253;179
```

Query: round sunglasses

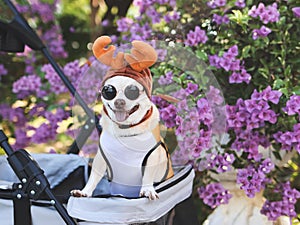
101;84;144;101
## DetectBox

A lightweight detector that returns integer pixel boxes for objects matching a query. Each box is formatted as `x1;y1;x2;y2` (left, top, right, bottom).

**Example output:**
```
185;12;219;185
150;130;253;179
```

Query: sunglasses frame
100;84;145;101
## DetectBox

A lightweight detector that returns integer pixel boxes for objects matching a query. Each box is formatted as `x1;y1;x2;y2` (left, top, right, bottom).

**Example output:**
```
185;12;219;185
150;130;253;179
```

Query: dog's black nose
114;99;126;109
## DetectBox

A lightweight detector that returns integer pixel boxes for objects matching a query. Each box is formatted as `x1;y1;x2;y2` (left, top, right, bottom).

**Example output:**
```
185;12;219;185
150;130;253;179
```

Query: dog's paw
140;186;159;200
70;190;88;197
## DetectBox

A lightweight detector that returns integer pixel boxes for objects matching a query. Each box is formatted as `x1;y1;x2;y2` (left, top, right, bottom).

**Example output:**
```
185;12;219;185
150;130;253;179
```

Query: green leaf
279;88;289;97
196;50;208;61
258;68;269;79
242;45;251;58
180;73;188;81
172;76;181;84
284;65;291;77
229;10;250;28
273;79;285;89
292;87;300;95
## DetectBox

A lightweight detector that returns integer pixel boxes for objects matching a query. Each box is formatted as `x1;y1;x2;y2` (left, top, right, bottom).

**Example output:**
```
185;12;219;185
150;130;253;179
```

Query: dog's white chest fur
100;130;157;197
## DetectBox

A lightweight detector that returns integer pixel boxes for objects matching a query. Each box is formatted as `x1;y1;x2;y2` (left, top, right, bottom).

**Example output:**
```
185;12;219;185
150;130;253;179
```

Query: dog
71;36;173;200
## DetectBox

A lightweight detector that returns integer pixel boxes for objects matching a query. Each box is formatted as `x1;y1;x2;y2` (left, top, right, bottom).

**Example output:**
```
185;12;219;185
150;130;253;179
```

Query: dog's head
94;36;157;126
101;75;152;125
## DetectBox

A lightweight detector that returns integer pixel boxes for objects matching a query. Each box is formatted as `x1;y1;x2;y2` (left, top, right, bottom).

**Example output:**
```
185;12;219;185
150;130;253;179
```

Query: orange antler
92;36;125;69
125;41;158;72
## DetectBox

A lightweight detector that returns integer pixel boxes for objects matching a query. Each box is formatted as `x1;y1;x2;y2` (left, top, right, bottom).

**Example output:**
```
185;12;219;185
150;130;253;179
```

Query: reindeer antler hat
93;36;158;98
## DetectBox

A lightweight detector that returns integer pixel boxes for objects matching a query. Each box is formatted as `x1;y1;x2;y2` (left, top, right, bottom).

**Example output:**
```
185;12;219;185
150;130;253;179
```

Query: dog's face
101;76;152;125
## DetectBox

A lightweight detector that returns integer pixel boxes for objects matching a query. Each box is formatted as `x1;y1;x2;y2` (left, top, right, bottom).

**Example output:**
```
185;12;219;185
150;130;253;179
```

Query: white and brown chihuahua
71;36;173;200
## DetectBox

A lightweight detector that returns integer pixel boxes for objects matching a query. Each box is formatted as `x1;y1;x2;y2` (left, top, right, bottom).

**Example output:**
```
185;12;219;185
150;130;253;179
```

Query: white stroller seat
67;165;195;225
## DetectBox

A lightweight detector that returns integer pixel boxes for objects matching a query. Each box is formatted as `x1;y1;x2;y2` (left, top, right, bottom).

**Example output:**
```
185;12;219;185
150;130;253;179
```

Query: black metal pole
67;117;97;154
0;130;14;156
0;130;77;225
44;188;77;225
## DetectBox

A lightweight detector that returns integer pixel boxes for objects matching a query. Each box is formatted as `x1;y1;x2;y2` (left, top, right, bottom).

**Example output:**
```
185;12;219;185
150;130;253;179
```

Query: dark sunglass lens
125;85;140;100
101;85;116;100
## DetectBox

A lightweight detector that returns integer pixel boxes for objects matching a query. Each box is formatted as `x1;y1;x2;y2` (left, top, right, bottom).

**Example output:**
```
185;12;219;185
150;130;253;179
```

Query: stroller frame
0;1;199;224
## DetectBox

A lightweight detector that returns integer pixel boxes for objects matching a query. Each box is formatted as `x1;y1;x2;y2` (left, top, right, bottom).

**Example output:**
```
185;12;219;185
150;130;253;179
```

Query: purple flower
117;18;134;32
177;99;189;113
146;7;161;24
252;29;260;40
198;183;232;208
129;23;152;41
172;88;188;100
261;182;300;221
259;158;275;174
252;26;272;40
249;3;280;24
249;5;259;17
203;153;235;173
164;11;180;23
219;57;232;71
0;64;8;77
42;59;85;95
31;2;56;23
151;96;169;109
31;123;57;144
244;99;257;113
42;25;67;58
213;14;223;25
12;75;42;99
30;108;69;145
13;128;30;150
274;123;300;152
185;82;198;94
207;0;227;8
259;25;272;36
209;45;250;85
235;0;245;8
42;64;66;94
237;160;273;198
160;104;177;128
29;103;47;117
239;69;251;83
284;95;300;115
158;71;173;85
208;55;221;68
197;98;214;125
212;14;230;25
262;86;282;104
227;45;239;57
257;3;266;14
185;26;208;46
101;19;110;27
292;7;300;18
229;70;251;84
0;104;27;127
206;86;224;105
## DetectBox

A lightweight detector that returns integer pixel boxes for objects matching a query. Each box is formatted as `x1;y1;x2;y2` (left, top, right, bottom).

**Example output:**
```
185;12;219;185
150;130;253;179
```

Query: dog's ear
125;41;157;72
92;36;125;69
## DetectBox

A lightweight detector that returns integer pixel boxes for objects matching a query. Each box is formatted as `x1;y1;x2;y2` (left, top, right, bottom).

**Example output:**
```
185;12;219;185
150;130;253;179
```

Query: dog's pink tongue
115;111;128;122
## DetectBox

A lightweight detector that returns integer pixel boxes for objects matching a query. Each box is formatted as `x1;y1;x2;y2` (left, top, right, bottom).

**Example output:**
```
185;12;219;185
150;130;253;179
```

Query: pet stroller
0;1;197;224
